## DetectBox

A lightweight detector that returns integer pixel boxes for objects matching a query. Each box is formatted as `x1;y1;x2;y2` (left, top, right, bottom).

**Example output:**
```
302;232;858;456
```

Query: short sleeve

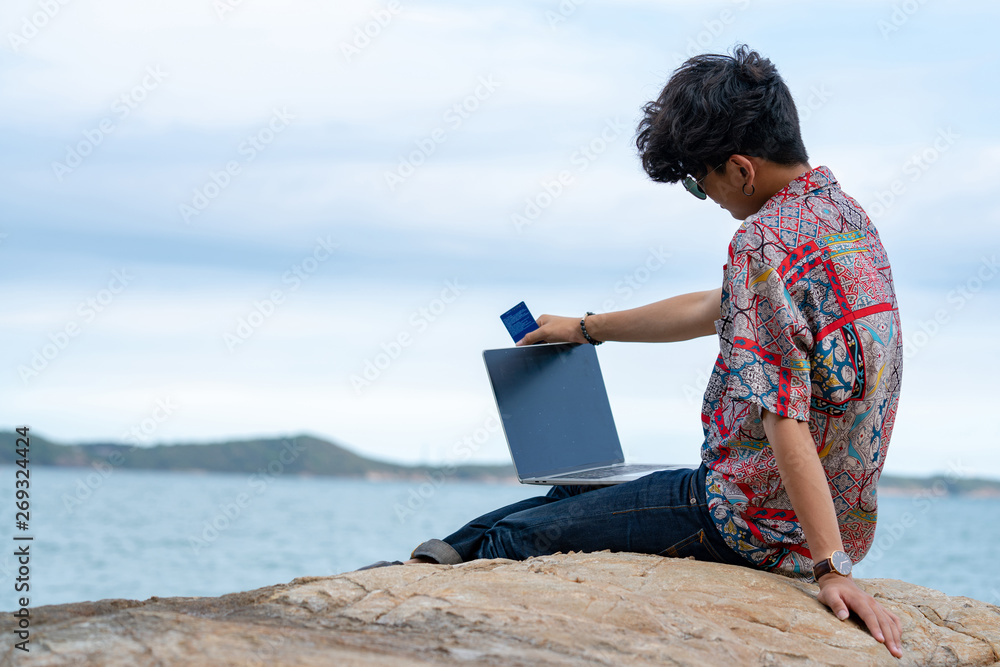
719;247;813;421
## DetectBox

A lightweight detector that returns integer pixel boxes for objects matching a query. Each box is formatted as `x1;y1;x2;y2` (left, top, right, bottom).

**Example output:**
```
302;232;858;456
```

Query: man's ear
729;154;756;187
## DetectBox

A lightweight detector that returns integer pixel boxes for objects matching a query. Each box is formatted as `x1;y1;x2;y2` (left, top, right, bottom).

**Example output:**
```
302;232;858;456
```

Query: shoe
354;560;403;571
410;539;463;565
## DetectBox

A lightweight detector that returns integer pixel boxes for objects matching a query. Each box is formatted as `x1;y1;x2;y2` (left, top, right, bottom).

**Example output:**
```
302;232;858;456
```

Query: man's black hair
636;45;808;183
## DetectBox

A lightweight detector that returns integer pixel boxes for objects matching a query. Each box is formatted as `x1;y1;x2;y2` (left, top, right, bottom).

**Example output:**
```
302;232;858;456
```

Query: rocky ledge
4;552;999;666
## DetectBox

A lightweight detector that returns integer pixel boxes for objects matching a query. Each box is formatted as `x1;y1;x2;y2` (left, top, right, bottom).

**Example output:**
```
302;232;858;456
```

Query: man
402;46;904;658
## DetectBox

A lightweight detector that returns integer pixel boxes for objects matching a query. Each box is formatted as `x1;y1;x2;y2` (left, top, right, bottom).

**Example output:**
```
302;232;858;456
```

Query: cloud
2;0;998;475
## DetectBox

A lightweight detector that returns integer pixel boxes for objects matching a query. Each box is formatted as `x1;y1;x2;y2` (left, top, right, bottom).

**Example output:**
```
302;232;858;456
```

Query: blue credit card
501;301;539;343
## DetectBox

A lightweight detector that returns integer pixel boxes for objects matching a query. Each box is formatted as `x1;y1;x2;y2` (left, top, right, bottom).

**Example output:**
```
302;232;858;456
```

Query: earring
742;183;755;196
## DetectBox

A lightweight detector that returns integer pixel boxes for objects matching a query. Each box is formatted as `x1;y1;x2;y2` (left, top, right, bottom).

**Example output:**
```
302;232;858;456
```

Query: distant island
2;431;999;496
0;430;514;482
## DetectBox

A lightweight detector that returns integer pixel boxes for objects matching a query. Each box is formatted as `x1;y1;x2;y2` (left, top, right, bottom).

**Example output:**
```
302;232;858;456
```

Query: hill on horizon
0;430;514;481
2;430;999;495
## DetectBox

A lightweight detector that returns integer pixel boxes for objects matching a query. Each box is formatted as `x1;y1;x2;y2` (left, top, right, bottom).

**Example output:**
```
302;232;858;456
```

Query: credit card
500;301;539;343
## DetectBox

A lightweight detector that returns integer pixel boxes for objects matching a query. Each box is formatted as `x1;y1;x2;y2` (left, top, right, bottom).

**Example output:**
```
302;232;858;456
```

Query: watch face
831;551;853;576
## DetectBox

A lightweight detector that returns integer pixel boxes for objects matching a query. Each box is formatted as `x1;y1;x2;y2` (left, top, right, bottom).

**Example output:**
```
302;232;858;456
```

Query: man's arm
762;409;903;659
517;288;721;345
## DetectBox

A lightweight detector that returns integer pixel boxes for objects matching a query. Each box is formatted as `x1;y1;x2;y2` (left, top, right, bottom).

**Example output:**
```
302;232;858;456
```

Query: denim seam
609;504;694;516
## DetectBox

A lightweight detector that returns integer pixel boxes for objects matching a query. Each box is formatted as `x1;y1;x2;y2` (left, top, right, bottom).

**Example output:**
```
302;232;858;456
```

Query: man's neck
755;162;812;202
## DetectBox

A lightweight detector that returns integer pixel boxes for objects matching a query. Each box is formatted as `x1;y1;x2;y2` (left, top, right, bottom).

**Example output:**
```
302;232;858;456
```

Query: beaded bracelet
580;312;603;345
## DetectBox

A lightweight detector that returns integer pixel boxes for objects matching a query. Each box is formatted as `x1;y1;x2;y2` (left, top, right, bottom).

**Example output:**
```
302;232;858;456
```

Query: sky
2;0;998;478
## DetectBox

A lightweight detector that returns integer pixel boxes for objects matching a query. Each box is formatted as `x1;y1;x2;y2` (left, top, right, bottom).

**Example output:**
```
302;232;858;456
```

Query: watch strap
813;557;835;579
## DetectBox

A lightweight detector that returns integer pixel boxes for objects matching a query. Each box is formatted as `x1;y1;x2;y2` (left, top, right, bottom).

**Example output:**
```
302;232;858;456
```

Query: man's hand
516;289;722;346
763;410;904;659
516;314;585;346
817;573;903;658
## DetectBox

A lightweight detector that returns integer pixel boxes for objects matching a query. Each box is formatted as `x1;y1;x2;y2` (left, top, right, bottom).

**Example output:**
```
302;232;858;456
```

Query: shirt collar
768;165;837;204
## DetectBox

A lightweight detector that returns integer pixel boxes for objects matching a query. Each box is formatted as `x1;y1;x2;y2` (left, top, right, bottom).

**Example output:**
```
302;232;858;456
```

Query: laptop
482;342;691;485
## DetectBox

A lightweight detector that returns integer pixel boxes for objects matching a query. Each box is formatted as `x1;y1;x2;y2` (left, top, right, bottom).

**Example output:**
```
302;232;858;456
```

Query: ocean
2;466;998;609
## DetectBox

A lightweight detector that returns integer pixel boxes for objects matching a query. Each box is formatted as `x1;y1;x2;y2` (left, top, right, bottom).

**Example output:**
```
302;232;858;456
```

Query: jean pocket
659;529;727;562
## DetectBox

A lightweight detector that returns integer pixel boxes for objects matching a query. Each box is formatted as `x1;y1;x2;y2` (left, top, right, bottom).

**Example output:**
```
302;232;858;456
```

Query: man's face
701;162;760;221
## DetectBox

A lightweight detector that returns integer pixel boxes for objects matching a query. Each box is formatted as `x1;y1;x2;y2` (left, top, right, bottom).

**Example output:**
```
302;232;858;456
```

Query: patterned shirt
701;166;903;579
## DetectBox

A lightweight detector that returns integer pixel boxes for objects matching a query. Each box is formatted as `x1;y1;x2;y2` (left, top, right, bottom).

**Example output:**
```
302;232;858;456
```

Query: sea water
1;466;998;608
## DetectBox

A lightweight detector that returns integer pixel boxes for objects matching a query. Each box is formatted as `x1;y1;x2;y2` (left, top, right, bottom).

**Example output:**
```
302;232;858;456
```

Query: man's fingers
880;615;902;658
821;581;903;658
517;316;549;346
516;329;540;346
856;604;885;643
824;590;850;621
880;607;903;657
857;592;903;656
854;592;903;657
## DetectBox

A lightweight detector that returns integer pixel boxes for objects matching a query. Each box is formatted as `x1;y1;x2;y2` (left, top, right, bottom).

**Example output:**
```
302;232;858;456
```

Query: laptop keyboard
547;464;664;480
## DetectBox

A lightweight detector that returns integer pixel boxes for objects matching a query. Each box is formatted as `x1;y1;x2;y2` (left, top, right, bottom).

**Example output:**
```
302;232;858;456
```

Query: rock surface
4;552;999;666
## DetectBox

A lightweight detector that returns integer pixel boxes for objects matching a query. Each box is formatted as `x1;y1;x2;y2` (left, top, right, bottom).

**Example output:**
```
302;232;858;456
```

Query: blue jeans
441;464;750;566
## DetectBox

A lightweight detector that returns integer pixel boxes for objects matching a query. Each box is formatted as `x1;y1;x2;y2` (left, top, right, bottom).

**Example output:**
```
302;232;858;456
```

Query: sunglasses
682;162;725;200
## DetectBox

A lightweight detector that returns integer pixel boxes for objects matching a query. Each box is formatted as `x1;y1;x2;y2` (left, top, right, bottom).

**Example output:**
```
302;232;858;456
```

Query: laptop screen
483;343;624;479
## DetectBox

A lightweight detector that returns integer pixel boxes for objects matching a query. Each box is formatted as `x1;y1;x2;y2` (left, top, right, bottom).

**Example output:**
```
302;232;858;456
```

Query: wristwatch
813;550;853;579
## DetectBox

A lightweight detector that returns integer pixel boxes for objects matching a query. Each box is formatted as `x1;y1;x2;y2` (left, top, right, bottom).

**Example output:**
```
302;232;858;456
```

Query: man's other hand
817;573;903;658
